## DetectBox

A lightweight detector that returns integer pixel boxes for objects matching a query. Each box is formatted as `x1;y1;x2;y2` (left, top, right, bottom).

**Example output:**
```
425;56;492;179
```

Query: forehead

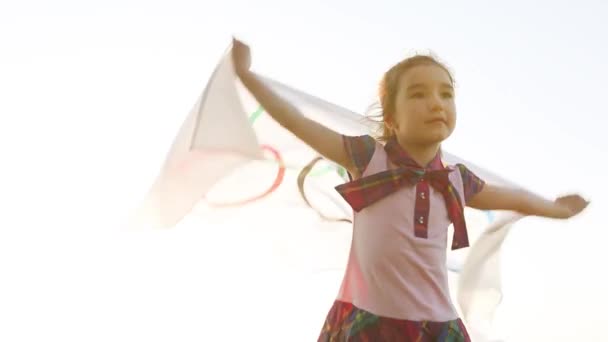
398;64;452;89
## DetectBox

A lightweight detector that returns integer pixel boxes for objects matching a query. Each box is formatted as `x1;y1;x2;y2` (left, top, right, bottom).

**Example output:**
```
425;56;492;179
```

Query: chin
423;131;450;144
425;137;447;145
435;126;454;140
402;128;452;145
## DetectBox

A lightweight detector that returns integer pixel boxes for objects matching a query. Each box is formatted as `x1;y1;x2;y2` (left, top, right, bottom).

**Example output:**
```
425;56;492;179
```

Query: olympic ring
205;144;285;207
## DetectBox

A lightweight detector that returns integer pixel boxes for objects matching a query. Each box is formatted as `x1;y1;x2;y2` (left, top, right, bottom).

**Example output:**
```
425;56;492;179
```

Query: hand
553;194;589;219
232;37;251;77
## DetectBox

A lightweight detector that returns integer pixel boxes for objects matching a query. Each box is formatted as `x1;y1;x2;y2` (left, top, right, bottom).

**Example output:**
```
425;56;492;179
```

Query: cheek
447;109;457;126
406;100;426;113
395;102;422;124
403;107;426;127
393;111;412;129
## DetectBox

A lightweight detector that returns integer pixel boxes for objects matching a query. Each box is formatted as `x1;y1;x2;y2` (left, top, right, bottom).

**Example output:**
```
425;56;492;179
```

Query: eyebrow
406;83;454;91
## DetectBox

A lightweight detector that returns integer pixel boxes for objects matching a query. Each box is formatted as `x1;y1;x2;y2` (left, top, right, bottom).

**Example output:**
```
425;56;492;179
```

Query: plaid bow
335;137;469;250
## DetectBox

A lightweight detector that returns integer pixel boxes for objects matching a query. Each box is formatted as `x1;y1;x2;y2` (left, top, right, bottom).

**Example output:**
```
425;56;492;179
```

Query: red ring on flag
206;144;285;207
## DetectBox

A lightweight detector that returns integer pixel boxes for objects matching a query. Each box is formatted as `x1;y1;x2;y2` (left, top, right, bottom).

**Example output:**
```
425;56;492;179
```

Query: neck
395;136;441;167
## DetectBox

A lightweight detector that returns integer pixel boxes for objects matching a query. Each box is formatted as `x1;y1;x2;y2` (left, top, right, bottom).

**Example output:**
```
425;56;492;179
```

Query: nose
428;93;444;113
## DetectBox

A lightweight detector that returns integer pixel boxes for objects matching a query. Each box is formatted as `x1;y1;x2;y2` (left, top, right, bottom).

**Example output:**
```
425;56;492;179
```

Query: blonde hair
366;53;455;141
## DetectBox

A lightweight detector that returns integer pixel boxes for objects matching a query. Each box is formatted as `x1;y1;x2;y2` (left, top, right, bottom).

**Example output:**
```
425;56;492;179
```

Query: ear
384;112;397;129
386;120;398;131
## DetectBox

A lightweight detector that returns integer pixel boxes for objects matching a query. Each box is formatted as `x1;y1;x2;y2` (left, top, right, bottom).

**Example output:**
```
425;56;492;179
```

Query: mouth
425;118;447;125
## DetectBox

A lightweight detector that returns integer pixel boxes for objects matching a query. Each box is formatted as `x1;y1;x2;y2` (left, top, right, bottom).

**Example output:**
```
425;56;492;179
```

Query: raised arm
231;38;358;177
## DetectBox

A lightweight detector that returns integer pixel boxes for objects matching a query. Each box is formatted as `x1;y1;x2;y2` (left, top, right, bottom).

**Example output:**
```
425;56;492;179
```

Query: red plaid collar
336;136;469;250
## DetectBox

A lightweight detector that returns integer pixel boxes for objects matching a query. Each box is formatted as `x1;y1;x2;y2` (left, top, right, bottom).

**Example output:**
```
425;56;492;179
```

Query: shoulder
452;163;486;204
342;134;379;178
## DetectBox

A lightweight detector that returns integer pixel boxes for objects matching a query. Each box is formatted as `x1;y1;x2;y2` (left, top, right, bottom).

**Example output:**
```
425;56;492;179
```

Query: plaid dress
318;300;471;342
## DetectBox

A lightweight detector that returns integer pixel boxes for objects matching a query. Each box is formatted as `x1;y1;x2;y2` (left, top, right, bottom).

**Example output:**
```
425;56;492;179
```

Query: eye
441;92;454;98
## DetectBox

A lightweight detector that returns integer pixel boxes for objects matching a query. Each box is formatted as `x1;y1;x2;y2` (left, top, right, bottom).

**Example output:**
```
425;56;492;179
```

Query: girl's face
388;64;456;146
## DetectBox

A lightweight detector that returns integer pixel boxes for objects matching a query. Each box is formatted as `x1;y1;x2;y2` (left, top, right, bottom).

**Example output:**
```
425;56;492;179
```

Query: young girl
231;38;588;341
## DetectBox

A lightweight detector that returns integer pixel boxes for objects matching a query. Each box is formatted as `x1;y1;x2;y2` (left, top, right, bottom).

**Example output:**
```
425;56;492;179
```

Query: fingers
554;193;590;218
232;37;246;48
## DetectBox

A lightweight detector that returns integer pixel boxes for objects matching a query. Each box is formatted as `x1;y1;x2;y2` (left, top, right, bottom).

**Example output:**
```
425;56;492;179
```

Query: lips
425;118;447;125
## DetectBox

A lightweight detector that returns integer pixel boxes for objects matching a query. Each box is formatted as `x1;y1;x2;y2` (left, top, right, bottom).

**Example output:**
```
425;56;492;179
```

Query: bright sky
1;0;607;341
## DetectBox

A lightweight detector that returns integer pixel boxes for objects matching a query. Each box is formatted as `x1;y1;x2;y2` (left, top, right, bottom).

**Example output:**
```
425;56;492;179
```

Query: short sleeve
457;164;486;204
342;134;376;177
